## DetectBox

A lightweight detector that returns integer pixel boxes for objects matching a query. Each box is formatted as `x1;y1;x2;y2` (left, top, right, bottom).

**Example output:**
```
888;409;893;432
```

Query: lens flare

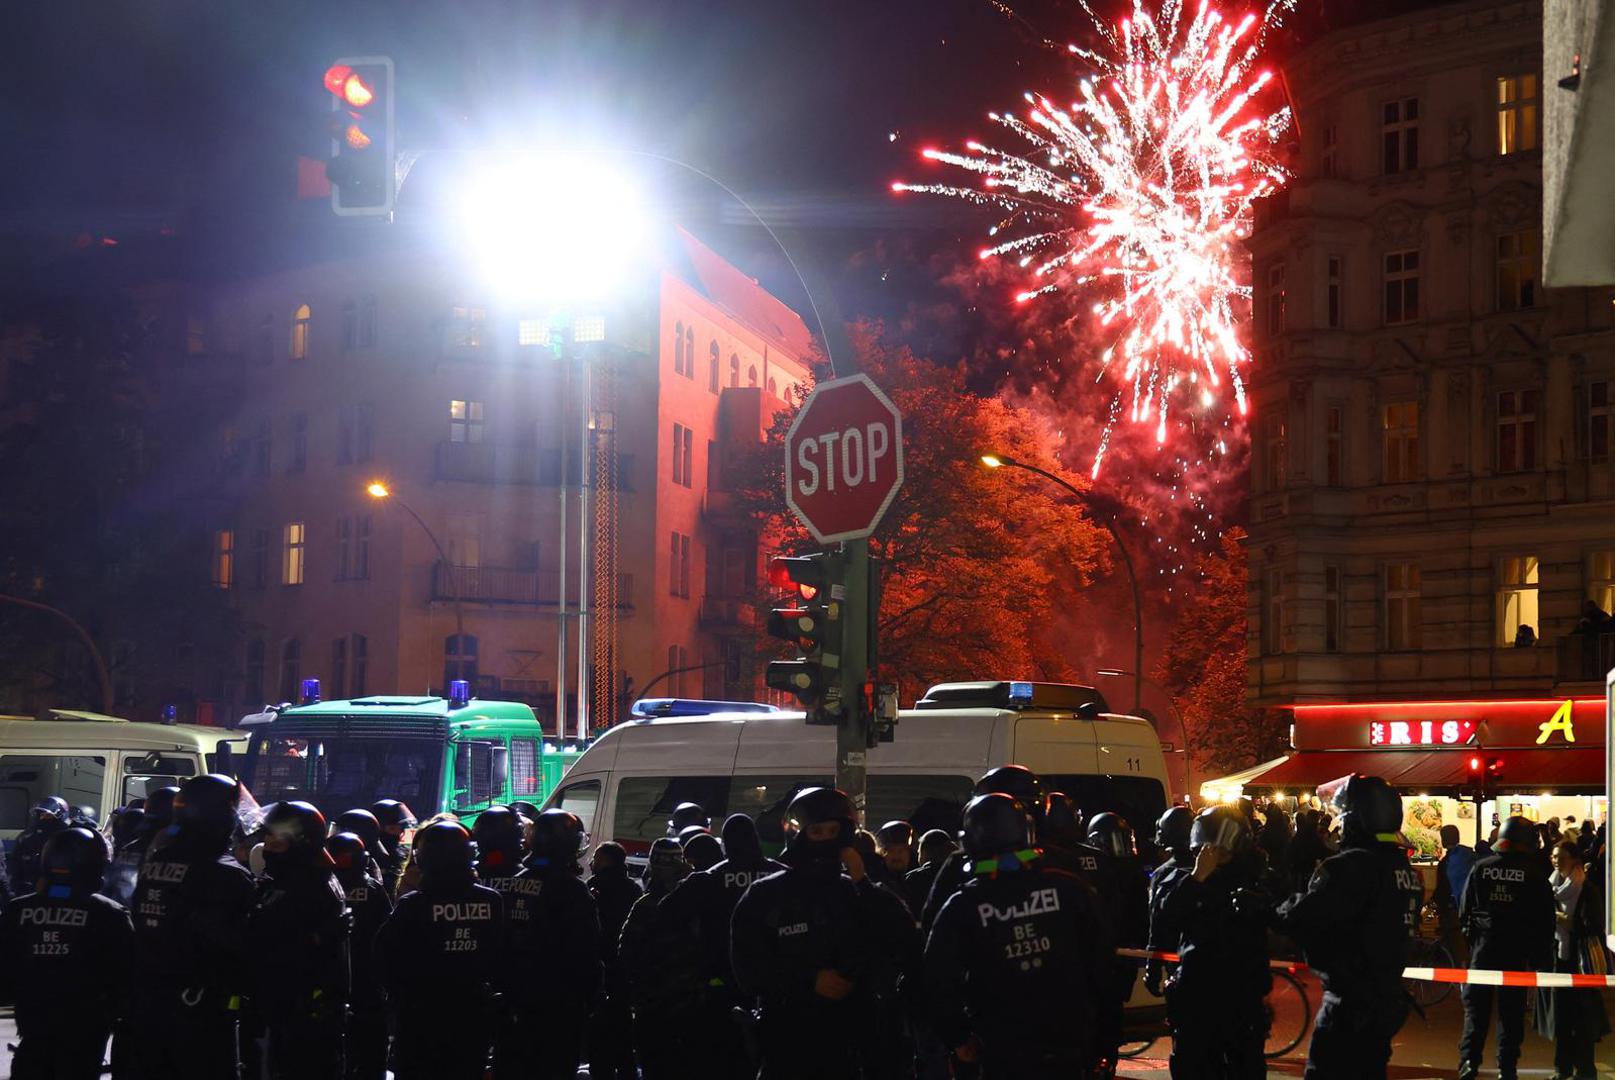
895;0;1293;477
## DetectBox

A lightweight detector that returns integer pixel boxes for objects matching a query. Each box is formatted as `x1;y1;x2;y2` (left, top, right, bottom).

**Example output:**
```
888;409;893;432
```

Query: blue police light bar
160;704;178;725
1008;681;1035;705
631;698;782;720
448;679;472;708
300;678;321;706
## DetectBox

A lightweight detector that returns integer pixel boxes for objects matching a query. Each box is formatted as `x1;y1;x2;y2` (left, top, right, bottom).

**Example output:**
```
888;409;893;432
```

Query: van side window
0;754;107;830
122;754;199;804
613;775;730;845
867;774;975;837
510;738;540;797
729;775;833;846
1044;773;1168;859
553;779;601;837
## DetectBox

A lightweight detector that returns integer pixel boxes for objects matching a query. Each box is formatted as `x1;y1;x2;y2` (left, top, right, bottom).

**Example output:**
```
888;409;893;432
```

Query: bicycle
1404;934;1457;1007
1115;964;1313;1060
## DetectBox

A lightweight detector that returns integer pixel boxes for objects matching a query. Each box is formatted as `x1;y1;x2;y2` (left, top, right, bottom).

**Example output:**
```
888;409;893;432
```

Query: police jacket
922;857;1111;1066
339;871;392;1009
587;866;642;962
1157;856;1273;1000
5;821;63;892
1275;841;1423;998
619;883;706;1015
1145;854;1193;987
1460;849;1556;971
904;859;945;917
918;850;972;933
0;888;133;1031
506;864;602;1004
130;834;258;1001
248;865;351;1023
661;853;788;992
374;879;505;1012
1047;839;1147;950
730;858;876;1014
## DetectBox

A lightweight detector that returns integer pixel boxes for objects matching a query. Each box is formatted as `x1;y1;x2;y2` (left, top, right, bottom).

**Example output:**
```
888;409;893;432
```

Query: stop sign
784;373;904;543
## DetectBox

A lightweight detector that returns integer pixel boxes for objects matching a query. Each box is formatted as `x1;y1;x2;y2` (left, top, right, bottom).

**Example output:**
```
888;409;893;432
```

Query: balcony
1555;633;1615;686
699;595;756;631
431;562;637;609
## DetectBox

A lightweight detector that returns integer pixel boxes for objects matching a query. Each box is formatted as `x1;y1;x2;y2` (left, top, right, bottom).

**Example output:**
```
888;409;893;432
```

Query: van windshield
249;735;442;817
1044;773;1168;859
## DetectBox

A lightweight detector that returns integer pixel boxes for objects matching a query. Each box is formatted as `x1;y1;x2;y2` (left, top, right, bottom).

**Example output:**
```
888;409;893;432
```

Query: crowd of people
0;770;1609;1080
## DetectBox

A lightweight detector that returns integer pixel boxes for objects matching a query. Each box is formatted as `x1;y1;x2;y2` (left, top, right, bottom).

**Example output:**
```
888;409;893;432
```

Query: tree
729;324;1113;694
1154;527;1287;780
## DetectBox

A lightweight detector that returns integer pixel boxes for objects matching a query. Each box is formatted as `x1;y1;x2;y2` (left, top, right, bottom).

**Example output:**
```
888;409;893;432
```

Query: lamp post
1098;667;1195;797
980;452;1144;714
367;482;465;682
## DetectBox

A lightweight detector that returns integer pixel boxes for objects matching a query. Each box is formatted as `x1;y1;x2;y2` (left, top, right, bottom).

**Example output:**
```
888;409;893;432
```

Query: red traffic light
767;555;824;601
323;64;376;109
1468;755;1482;773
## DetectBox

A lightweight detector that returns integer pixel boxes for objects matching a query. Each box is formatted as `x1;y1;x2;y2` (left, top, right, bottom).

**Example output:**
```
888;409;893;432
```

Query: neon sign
1368;719;1478;747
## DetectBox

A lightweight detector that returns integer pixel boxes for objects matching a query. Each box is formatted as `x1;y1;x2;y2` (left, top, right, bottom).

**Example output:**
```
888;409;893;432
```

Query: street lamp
366;481;465;680
1097;667;1196;797
980;452;1145;714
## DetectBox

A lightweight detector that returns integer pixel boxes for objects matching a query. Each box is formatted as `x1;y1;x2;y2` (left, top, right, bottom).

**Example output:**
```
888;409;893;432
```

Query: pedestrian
0;826;134;1080
620;838;703;1079
327;831;392;1080
374;820;504;1080
587;842;643;1080
368;799;416;899
1286;809;1328;893
249;801;350;1080
1276;775;1424;1079
1534;840;1610;1080
923;792;1112;1078
730;787;882;1080
876;820;915;878
1258;806;1293;869
1434;824;1476;962
7;795;71;889
1145;805;1195;997
126;774;259;1080
1457;815;1557;1080
905;828;954;916
1157;805;1274;1079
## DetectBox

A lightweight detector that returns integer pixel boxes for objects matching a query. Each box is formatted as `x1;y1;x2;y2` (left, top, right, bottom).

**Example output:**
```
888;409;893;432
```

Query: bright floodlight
366;482;390;499
979;454;1005;469
460;155;650;305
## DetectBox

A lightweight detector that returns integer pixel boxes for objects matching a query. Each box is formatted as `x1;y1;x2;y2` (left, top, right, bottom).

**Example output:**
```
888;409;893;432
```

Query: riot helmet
683;831;724;872
1497;815;1541;853
1189;806;1252;855
144;786;180;828
1331;774;1403;846
720;813;765;866
173;774;242;845
40;827;108;896
1156;805;1194;857
110;805;146;850
1043;792;1086;849
784;787;856;865
411;820;474;884
472;806;525;873
326;831;369;884
332;808;383;855
960;793;1031;860
668;801;710;836
262;800;334;873
974;765;1046;827
646;837;691;895
510;800;542;824
1087;812;1137;859
528;808;589;872
31;796;70;828
371;799;417;843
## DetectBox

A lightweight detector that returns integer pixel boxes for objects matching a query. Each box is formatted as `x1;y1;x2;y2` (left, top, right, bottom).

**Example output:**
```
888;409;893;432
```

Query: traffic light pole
836;538;872;822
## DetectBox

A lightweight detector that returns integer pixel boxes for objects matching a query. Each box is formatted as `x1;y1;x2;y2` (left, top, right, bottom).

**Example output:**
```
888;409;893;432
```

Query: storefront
1204;697;1608;859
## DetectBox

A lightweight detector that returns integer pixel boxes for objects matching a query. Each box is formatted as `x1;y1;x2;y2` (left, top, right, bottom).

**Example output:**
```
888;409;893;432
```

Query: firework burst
895;0;1293;477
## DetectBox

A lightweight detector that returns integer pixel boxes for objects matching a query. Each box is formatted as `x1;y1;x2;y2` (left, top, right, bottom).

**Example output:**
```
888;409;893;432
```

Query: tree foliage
728;325;1113;695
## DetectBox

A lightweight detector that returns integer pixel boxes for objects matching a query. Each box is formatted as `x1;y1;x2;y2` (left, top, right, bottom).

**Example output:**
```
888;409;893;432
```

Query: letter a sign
784;373;905;544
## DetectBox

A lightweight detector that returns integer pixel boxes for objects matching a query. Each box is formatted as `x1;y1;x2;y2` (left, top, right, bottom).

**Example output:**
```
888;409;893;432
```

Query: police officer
1145;806;1195;997
0;827;134;1080
504;808;602;1079
1275;775;1422;1079
587;841;644;1080
328;831;392;1080
127;773;259;1079
731;786;884;1080
922;765;1046;931
669;801;710;837
471;804;525;886
332;808;386;884
1157;805;1273;1079
621;838;703;1079
374;820;505;1080
1455;815;1556;1080
7;795;70;888
368;799;416;898
923;793;1111;1078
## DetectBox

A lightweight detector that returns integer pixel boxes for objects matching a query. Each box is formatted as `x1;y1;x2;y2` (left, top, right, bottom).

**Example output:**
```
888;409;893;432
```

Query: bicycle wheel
1404;938;1455;1007
1117;1036;1157;1059
1264;967;1313;1059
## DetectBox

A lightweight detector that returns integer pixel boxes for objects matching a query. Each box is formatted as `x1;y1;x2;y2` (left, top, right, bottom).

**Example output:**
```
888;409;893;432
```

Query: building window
330;638;347;699
708;342;720;393
729;354;740;388
289;413;308;474
1589;552;1615;616
1495;555;1540;646
336;517;352;580
1326;256;1342;329
573;316;605;342
279;639;302;703
1495;231;1538;311
212;530;234;589
339;403;375;465
669;532;692;598
1381;97;1419;174
1324;565;1342;652
282;522;306;586
354;515;370;579
674;321;686;375
1262;569;1284;654
258;314;275;365
352;634;368;697
680;534;691;599
748;365;759;388
517;319;548;347
768;377;779;397
245;639;265;706
341;300;357;351
1497;74;1539;155
1496;389;1539;472
671;423;693;487
1261;407;1287;491
1382;401;1420;482
1265;262;1286;337
1325;405;1344;486
669;532;680;597
445;634;478;688
450;399;485;444
358;296;377;348
290;304;312;361
250;528;269;589
1589;381;1613;461
1383;250;1420;324
450;306;486;349
665;644;690;696
253;420;272;478
1385;563;1422;650
1321;123;1338;178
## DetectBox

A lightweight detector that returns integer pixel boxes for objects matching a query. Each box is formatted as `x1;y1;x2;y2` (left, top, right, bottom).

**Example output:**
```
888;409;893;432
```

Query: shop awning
1198;756;1290;801
1236;748;1607;796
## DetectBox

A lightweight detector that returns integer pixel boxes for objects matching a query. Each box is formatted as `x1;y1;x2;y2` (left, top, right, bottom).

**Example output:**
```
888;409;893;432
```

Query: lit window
1495;231;1538;311
1262;569;1285;654
1589;381;1613;461
518;319;549;347
573;316;605;342
1262;407;1287;491
1382;97;1419;174
1324;565;1342;652
1325;406;1344;487
282;522;306;586
450;306;486;349
1589;551;1615;616
1382;401;1420;483
290;304;312;361
1326;256;1342;329
1384;250;1420;324
1495;555;1540;646
1497;74;1539;155
1266;262;1286;337
212;530;235;590
450;399;485;444
1496;389;1538;472
1385;563;1422;650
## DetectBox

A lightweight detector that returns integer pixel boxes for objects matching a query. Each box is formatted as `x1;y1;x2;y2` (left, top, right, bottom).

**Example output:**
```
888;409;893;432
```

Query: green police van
239;685;580;822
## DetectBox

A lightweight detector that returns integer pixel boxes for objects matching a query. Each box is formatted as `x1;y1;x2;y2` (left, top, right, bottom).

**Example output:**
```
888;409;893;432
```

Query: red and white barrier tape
1114;947;1615;988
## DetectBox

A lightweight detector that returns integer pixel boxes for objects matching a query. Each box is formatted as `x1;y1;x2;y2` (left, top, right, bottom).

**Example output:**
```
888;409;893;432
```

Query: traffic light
322;57;395;217
1466;754;1485;788
1485;755;1506;784
765;553;843;720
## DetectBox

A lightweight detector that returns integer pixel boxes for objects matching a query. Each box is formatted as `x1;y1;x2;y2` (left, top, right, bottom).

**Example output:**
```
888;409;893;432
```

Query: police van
0;711;248;846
